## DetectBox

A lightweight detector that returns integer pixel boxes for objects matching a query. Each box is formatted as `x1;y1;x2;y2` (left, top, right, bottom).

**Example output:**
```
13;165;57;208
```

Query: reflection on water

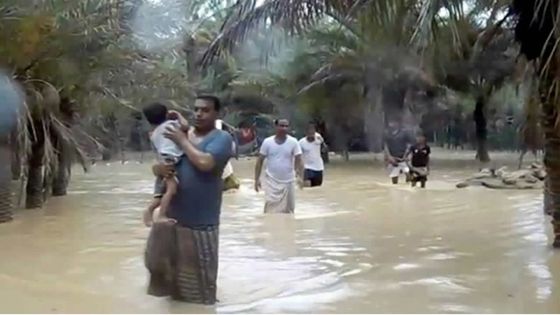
1;152;560;313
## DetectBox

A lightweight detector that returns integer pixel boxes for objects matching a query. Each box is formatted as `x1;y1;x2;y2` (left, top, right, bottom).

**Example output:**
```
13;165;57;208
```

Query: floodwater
1;149;559;313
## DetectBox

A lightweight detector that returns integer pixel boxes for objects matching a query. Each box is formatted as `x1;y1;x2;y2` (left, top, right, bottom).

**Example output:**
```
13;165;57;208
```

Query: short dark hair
275;118;289;126
196;95;221;111
142;102;168;125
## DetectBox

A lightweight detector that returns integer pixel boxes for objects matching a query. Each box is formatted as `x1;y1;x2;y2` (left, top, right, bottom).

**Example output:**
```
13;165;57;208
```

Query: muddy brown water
1;149;559;313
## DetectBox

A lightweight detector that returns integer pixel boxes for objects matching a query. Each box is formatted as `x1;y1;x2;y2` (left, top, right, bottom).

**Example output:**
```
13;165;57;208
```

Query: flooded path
1;150;559;313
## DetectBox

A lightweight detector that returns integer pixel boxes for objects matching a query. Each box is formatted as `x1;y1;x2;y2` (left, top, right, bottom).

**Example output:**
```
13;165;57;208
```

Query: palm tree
0;0;227;216
512;0;560;247
0;76;23;222
0;0;139;211
202;0;513;159
0;135;14;223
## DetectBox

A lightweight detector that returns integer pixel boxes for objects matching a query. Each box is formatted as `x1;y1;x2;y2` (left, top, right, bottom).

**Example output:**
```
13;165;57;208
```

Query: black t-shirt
410;144;431;167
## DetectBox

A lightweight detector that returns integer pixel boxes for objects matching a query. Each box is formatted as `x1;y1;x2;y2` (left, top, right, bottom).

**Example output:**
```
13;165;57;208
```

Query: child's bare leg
158;177;177;220
143;198;161;227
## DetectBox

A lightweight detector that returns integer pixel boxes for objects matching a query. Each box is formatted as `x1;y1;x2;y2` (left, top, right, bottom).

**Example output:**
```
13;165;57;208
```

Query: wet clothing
409;144;431;186
168;129;232;227
151;120;184;161
145;221;175;295
383;129;415;158
304;169;323;187
146;128;231;305
263;172;295;214
151;124;181;199
410;167;428;188
410;167;428;182
299;134;325;172
146;222;219;305
388;162;410;178
410;145;431;168
259;135;302;182
259;135;301;214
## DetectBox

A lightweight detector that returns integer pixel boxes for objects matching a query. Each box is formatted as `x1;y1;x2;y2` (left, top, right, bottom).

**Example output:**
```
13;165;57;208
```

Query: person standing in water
148;95;232;305
254;118;304;213
298;122;326;187
383;119;415;184
406;134;431;188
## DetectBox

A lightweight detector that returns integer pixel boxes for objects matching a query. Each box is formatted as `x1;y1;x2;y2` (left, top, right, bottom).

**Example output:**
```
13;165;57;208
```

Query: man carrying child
142;96;233;305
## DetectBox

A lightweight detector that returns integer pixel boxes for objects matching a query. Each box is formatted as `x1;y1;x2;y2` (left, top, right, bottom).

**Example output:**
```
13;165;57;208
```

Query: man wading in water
298;122;326;187
254;119;304;213
147;95;232;305
383;119;415;184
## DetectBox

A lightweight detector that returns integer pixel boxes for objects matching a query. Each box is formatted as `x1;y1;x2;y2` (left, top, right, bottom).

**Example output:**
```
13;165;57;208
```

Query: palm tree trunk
363;87;384;153
10;130;21;180
52;144;71;196
102;148;112;161
474;95;490;163
26;141;44;209
540;73;560;247
0;136;14;223
545;176;553;215
42;164;53;202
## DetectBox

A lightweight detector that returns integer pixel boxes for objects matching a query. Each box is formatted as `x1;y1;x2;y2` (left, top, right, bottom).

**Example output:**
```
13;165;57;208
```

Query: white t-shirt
215;119;223;130
150;120;184;161
298;134;324;171
259;135;302;182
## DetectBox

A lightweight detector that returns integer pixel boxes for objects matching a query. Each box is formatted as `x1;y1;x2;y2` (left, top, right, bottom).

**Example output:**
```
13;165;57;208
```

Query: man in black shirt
407;134;431;188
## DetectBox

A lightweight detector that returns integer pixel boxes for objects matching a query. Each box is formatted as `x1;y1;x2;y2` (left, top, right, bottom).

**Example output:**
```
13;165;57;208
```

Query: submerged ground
0;149;558;313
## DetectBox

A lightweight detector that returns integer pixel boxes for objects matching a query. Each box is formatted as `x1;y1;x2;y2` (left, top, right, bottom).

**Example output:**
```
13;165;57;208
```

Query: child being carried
142;102;184;226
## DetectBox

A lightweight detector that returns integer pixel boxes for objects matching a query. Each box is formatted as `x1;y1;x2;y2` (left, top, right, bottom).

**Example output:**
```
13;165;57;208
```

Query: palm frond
50;114;91;173
298;73;350;95
202;0;342;67
41;117;56;178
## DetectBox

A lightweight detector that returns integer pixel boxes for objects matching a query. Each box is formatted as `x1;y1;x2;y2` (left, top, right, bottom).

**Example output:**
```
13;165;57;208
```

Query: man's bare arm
384;144;394;161
164;125;215;172
403;145;412;160
163;112;217;173
177;138;216;172
254;155;265;182
254;155;265;192
294;154;304;179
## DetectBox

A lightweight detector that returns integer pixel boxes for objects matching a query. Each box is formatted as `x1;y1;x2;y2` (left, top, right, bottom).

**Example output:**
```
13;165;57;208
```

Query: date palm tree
512;0;560;247
0;76;23;222
0;0;138;212
202;0;513;159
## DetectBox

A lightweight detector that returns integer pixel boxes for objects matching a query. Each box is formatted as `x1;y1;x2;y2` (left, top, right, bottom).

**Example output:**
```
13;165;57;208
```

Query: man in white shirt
298;122;325;187
254;118;304;214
